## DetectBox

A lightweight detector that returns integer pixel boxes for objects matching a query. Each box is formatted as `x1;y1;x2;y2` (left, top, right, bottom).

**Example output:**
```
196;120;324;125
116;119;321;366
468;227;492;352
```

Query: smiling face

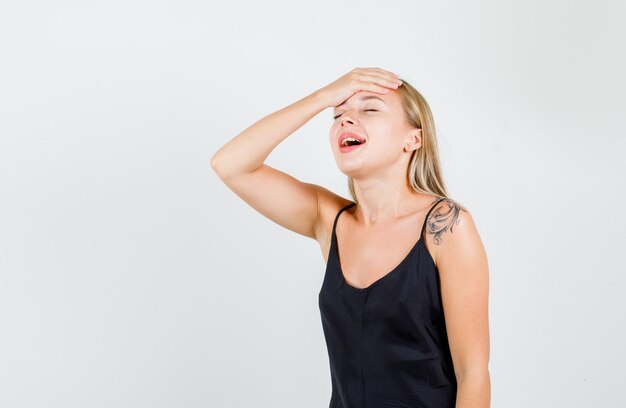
330;89;419;178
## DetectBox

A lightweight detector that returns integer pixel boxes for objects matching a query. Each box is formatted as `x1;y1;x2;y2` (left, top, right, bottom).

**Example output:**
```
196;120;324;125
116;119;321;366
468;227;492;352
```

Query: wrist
308;89;330;111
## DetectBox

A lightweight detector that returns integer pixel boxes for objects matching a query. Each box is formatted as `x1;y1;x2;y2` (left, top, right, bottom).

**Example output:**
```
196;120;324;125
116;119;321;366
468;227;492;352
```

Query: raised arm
211;89;330;240
211;68;403;242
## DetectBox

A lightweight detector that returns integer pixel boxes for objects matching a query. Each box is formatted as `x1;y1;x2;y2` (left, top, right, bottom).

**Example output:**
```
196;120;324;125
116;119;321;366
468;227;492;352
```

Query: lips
338;132;367;148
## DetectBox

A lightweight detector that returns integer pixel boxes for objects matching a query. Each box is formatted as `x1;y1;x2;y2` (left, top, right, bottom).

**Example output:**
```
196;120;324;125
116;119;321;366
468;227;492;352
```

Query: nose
340;115;356;126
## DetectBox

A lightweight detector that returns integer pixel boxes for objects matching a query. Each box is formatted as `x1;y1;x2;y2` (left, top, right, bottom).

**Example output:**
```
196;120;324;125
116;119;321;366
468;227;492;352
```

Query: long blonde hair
347;79;468;213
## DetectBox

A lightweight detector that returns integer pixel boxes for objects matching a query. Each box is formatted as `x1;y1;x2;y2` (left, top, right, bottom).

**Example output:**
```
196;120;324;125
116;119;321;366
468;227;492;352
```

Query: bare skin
212;67;490;407
210;67;408;261
319;73;455;283
329;195;461;290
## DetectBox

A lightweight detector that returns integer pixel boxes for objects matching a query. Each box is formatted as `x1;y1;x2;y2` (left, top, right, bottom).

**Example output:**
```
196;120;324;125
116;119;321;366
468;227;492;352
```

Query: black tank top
318;197;457;407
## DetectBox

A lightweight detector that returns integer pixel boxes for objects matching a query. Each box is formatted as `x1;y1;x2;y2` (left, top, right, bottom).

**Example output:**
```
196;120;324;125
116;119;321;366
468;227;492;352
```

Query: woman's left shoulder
426;197;484;264
433;196;471;216
428;197;474;237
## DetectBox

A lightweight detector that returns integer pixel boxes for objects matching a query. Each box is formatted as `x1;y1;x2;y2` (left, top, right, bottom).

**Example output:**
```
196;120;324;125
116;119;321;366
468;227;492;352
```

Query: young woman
211;67;490;407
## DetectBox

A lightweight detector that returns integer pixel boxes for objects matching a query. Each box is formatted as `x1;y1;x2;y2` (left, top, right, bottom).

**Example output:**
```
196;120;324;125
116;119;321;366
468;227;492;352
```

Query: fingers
357;73;403;94
375;68;401;79
357;67;400;80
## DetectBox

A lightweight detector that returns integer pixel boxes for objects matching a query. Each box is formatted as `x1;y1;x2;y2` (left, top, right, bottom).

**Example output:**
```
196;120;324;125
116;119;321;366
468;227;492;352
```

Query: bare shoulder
424;198;481;267
426;198;490;380
313;186;354;258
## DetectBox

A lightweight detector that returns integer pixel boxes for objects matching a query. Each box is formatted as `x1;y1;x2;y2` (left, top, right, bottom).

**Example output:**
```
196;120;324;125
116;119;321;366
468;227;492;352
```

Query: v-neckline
332;219;423;292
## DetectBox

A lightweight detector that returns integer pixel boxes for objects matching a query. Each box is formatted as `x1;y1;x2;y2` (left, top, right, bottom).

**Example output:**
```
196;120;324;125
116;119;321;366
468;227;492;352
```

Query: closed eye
333;109;378;120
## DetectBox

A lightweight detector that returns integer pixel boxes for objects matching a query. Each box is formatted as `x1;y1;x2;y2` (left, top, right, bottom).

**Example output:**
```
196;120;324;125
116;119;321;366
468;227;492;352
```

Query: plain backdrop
1;1;625;407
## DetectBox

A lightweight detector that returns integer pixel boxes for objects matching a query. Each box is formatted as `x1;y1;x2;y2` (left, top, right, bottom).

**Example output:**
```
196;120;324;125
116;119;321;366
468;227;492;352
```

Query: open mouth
338;132;367;149
341;138;365;147
339;139;366;153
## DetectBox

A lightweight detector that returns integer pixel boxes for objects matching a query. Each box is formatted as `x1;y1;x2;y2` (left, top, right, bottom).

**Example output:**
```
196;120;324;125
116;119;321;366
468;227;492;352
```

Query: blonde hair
347;78;468;213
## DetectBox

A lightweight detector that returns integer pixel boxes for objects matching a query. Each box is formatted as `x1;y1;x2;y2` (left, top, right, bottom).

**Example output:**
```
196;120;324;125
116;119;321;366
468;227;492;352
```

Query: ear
403;129;423;152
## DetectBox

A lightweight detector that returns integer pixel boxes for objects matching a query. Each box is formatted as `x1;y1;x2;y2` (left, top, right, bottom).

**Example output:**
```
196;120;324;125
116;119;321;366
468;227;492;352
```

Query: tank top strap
333;202;357;235
420;197;447;239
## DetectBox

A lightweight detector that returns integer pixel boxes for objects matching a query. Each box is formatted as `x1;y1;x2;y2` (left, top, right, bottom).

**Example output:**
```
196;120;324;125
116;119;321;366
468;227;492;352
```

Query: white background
1;1;625;407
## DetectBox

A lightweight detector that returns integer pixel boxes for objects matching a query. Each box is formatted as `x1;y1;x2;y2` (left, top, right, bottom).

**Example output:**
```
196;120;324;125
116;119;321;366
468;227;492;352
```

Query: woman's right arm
210;89;333;241
211;68;401;241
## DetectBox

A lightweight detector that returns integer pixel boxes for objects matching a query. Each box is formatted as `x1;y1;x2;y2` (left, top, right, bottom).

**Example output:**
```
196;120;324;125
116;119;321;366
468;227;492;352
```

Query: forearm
211;89;328;178
456;369;491;408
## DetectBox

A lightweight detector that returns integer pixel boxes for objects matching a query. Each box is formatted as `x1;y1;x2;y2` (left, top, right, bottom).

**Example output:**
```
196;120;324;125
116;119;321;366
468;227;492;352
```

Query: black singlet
318;197;457;407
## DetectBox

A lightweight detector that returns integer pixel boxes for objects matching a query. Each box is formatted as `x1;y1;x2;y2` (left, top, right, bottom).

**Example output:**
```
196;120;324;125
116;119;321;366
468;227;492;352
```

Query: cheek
369;128;404;152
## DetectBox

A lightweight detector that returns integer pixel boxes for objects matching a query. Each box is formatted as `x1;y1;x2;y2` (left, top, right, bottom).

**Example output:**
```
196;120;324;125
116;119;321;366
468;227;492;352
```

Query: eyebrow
335;95;386;109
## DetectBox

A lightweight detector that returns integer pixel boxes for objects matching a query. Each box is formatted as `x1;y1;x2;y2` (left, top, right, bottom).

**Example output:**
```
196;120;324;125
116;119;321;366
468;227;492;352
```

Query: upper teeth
342;137;362;146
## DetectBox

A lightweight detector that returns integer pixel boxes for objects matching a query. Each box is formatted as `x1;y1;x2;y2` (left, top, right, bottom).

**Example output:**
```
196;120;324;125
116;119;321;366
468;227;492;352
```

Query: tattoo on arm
426;199;462;245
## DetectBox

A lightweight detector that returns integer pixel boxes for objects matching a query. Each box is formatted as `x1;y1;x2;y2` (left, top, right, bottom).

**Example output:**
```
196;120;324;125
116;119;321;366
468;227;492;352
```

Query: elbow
210;153;242;181
210;153;224;176
455;366;490;383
